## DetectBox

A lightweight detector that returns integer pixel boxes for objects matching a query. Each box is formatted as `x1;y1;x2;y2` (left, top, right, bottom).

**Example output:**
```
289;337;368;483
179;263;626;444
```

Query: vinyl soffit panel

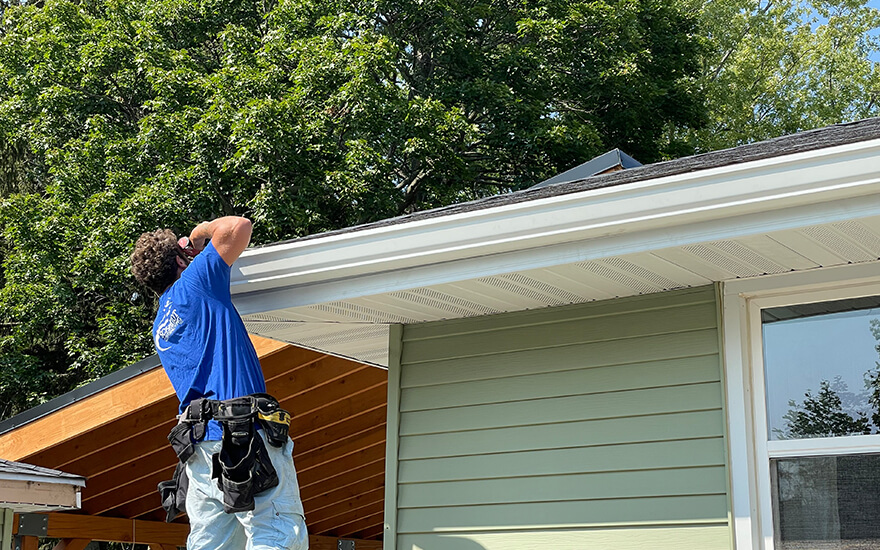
240;217;880;365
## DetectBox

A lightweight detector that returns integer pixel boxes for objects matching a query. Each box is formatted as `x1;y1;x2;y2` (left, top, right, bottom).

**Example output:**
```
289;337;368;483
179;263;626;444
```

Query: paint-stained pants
185;433;309;550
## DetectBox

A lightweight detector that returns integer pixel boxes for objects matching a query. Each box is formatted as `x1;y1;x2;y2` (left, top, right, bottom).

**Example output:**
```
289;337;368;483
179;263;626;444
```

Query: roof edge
0;354;162;436
231;134;880;303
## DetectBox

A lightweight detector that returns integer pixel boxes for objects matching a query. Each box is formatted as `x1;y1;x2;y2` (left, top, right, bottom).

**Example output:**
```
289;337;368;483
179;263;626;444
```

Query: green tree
0;0;708;418
685;0;880;151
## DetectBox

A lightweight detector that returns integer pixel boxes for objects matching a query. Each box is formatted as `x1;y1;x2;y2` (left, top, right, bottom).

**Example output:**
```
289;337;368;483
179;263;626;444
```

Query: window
762;297;880;442
723;267;880;550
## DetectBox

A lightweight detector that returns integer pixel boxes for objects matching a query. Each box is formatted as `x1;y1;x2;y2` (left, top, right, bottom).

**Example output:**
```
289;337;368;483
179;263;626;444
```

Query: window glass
762;298;880;440
772;454;880;549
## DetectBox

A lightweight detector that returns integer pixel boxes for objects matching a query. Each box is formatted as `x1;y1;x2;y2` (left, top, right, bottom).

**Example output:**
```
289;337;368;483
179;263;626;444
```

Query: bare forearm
189;216;253;265
188;221;214;251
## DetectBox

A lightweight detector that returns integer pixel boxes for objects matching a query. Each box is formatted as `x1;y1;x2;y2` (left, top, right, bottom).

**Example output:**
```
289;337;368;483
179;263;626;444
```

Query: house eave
231;137;880;314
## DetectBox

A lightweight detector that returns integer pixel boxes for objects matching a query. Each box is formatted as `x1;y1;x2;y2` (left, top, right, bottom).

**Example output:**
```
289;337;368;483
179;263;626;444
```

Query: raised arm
188;216;253;266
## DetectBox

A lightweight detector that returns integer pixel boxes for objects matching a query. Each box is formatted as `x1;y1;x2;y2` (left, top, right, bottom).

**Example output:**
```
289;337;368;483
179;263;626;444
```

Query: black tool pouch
158;460;189;522
167;422;196;463
250;432;280;495
254;394;291;448
212;417;279;513
212;448;255;513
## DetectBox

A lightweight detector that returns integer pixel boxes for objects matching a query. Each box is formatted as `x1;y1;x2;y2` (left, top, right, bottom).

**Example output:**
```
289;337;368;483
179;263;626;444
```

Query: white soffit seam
231;139;880;315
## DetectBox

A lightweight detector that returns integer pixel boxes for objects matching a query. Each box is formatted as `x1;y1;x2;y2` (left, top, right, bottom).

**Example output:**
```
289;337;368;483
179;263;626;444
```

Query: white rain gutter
231;138;880;315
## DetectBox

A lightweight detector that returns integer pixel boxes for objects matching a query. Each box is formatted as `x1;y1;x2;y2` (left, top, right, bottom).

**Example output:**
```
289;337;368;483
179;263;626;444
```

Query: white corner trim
721;283;761;550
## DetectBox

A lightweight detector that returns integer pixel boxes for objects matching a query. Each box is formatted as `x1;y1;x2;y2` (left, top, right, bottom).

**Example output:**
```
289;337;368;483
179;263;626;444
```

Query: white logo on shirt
155;309;183;352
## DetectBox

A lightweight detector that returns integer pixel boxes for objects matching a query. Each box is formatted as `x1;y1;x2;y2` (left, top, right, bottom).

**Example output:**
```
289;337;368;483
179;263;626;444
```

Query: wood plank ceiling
0;337;387;542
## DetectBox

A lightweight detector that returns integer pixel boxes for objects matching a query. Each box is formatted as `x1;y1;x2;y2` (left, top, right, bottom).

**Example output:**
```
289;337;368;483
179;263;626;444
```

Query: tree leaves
687;0;880;150
0;0;706;417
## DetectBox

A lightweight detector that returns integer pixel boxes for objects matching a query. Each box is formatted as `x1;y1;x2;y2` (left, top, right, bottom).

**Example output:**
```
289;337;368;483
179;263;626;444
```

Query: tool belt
158;393;292;521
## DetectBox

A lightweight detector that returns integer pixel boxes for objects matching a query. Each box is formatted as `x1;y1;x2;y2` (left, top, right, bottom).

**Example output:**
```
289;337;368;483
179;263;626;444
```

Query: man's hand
188;217;253;266
188;222;213;252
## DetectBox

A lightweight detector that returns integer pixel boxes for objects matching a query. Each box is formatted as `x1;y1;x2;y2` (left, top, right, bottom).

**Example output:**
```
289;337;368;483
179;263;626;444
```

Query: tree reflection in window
764;298;880;440
780;378;871;439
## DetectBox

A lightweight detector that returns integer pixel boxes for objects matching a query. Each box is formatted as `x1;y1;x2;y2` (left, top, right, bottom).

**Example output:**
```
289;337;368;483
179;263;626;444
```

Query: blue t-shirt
153;242;266;441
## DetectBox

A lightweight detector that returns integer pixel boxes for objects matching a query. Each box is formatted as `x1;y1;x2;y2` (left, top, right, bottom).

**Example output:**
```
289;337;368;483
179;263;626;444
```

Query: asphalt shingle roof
260;117;880;247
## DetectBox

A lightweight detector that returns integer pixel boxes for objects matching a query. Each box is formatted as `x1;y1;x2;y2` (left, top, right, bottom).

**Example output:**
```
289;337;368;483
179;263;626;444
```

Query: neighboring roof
0;459;85;486
255;117;880;247
530;148;642;189
0;353;161;436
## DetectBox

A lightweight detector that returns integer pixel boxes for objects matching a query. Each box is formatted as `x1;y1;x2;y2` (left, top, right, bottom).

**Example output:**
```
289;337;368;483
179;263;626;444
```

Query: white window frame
722;261;880;550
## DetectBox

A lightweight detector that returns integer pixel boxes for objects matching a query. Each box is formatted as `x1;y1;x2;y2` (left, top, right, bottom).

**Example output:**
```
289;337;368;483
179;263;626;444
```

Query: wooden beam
298;442;385;488
84;468;176;516
249;334;292;358
82;449;175;501
299;456;385;493
307;487;384;526
113;492;166;521
264;353;355;391
24;398;178;471
60;419;176;476
19;536;38;550
359;523;385;540
309;499;385;538
283;367;385;411
52;539;91;550
308;535;382;550
285;383;387;440
337;513;385;539
294;405;387;455
296;425;385;471
302;472;384;515
0;335;289;462
16;513;190;546
0;369;174;462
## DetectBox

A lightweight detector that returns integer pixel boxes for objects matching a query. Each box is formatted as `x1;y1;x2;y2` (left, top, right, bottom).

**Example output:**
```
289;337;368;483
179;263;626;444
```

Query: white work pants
184;433;308;550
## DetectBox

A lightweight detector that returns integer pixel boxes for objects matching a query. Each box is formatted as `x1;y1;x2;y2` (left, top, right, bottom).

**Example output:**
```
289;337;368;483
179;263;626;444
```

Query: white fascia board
232;139;880;314
0;472;86;487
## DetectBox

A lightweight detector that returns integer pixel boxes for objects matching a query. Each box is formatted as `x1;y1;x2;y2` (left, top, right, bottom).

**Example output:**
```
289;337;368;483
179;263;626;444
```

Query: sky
763;309;880;439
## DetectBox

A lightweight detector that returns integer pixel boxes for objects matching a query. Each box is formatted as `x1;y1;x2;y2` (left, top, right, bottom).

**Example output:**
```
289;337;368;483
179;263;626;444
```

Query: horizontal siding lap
400;354;720;412
397;525;731;550
400;329;719;387
396;494;730;533
401;301;718;364
394;287;728;547
399;382;723;436
397;409;725;460
402;286;716;342
397;465;728;508
397;437;725;483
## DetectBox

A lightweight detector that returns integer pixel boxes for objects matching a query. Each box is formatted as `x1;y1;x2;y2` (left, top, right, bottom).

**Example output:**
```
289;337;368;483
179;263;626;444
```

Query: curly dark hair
131;229;183;294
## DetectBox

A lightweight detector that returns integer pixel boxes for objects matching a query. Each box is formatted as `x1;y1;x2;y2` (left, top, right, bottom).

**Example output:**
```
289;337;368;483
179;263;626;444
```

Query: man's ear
176;255;189;269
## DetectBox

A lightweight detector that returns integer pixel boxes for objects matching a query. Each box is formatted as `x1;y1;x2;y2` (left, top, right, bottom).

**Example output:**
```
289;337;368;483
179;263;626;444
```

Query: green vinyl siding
397;525;731;550
392;286;730;550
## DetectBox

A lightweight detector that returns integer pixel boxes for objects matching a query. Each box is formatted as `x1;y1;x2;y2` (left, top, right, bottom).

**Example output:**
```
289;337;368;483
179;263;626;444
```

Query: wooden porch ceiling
0;336;388;543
